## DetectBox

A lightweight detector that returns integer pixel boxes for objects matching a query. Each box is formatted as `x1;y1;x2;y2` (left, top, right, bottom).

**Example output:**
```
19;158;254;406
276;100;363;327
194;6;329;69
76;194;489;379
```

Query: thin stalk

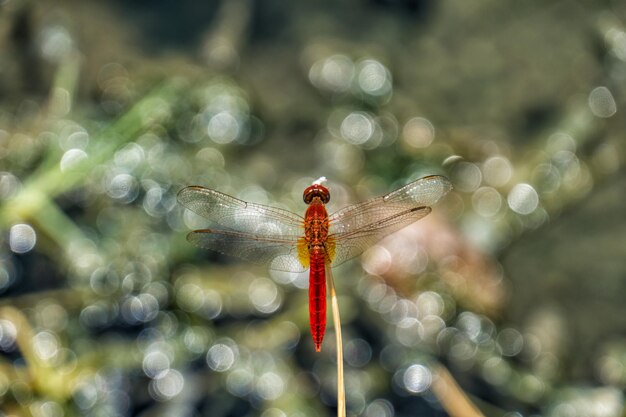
326;266;346;417
431;363;485;417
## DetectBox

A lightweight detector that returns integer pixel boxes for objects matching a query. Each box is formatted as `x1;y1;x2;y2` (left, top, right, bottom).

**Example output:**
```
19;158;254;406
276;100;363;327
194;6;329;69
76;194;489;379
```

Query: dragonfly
178;175;452;352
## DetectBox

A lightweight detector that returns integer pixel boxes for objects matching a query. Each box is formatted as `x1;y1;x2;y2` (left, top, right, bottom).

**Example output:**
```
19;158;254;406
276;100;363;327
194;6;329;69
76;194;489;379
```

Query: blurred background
1;1;626;416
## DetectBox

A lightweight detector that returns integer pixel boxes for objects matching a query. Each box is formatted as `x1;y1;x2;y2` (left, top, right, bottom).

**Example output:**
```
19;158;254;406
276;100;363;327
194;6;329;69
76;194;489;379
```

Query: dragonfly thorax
303;202;330;247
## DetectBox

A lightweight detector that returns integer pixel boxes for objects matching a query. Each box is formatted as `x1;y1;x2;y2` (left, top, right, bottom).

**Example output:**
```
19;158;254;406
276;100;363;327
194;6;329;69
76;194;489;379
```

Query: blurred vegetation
1;1;626;417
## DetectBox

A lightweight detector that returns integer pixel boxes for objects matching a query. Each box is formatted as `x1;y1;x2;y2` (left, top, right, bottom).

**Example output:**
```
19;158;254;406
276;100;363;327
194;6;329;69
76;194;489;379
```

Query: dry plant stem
326;266;346;417
431;363;485;417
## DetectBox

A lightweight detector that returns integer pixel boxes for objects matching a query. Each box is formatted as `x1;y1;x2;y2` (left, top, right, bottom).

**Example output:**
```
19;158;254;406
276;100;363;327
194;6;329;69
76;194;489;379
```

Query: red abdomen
309;248;327;352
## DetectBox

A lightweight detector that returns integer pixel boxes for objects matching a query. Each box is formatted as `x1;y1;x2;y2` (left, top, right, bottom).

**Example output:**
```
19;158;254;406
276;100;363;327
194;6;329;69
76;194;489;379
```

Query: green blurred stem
27;80;182;197
35;195;87;249
48;49;81;118
431;363;486;417
0;81;183;238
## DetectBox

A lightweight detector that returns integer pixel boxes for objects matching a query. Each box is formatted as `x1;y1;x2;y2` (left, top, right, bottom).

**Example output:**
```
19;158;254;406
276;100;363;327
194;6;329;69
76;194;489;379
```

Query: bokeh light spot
472;187;502;217
61;130;89;150
261;408;287;417
588;86;617;118
33;400;64;417
402;117;435;149
9;224;37;254
249;277;281;314
114;143;145;169
150;369;185;401
207;111;240;144
309;54;354;93
547;132;576;153
482;156;513;187
176;283;205;313
356;59;392;97
256;371;285;400
73;381;98;410
364;398;395;417
143;351;171;378
362;245;392;275
340;112;375;145
0;264;14;293
0;320;17;351
40;25;74;61
452;162;482;192
33;331;60;362
121;294;159;324
207;343;236;372
226;368;254;397
482;357;512;386
0;172;21;199
402;364;432;394
345;338;373;367
107;173;138;202
416;291;445;317
507;183;539;215
60;149;88;172
396;318;424;347
183;326;211;355
497;328;524;357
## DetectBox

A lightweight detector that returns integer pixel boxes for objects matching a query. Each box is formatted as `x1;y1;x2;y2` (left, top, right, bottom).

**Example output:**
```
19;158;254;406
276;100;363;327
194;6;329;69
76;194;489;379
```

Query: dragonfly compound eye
303;184;331;204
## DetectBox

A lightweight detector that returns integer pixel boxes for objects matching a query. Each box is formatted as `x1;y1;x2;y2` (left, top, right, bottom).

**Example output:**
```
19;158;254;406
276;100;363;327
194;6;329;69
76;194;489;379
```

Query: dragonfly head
303;183;330;204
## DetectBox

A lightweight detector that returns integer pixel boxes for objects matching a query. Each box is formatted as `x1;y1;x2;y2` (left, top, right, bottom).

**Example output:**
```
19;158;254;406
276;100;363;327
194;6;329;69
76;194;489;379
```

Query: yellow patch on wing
297;237;309;268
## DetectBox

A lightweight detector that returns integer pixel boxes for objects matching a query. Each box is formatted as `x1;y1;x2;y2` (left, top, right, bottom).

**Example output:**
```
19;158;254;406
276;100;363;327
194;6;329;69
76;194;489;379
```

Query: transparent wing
330;207;431;266
178;186;304;238
327;175;452;265
328;175;451;236
178;186;306;271
187;229;306;272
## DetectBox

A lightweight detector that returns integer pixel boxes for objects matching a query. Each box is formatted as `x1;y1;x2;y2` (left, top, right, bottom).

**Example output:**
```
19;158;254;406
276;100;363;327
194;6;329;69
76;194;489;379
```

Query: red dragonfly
178;175;451;351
